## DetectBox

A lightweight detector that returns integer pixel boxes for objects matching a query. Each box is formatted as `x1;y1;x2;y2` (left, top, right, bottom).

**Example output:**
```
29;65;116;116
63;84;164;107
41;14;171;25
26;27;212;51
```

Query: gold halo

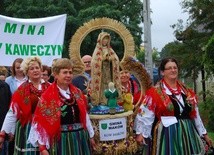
69;17;135;75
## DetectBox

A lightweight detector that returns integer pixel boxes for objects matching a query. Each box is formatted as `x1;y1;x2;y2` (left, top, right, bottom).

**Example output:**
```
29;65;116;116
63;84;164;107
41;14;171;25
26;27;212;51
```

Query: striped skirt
14;121;39;155
49;125;92;155
152;119;205;155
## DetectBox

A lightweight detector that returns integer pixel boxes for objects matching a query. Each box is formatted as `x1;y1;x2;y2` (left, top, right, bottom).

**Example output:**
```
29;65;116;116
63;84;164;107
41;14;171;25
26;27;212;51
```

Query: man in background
81;55;92;80
72;55;92;110
72;55;92;91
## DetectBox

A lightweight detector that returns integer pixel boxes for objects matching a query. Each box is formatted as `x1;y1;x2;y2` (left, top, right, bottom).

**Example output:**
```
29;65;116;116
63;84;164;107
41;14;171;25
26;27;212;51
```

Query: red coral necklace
162;79;181;95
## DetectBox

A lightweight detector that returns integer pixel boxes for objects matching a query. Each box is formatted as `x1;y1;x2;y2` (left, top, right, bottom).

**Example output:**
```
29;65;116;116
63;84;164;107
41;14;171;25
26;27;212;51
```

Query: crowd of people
0;32;213;155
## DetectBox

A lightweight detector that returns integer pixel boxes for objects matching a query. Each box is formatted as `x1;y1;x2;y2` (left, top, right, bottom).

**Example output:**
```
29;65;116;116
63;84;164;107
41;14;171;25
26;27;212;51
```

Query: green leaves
2;0;144;58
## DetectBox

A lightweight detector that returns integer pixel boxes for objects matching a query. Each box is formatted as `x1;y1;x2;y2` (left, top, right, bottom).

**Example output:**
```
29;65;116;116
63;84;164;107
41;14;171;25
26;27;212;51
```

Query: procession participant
0;56;50;155
135;57;212;155
28;58;96;155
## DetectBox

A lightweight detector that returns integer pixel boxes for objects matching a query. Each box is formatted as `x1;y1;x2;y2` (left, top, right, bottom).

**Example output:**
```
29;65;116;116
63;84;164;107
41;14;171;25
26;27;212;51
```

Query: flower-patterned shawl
33;82;87;142
90;32;121;105
145;80;197;120
11;81;50;126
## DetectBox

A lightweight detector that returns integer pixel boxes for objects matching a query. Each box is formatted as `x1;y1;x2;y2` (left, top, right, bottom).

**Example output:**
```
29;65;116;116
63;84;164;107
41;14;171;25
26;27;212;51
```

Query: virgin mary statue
90;32;121;105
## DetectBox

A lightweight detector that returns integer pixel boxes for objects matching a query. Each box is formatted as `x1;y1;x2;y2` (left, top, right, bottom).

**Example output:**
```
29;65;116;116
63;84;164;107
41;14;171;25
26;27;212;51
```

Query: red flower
97;72;101;76
95;86;99;91
95;63;100;68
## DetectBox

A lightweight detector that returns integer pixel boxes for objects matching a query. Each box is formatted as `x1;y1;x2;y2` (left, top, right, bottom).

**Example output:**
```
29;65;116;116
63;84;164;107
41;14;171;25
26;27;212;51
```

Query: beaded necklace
162;79;181;95
29;82;44;96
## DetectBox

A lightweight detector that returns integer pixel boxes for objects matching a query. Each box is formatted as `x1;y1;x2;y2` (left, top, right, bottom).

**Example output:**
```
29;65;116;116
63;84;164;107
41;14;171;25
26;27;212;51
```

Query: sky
148;0;189;51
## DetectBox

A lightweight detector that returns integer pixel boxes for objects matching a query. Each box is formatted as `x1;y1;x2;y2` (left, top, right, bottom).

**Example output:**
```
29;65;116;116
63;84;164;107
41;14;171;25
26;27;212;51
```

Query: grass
208;132;214;142
198;102;214;142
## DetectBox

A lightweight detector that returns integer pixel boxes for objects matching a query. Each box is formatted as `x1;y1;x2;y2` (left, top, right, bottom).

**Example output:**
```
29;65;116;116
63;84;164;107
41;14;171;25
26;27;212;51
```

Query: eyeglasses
42;74;48;76
164;66;178;70
83;61;91;64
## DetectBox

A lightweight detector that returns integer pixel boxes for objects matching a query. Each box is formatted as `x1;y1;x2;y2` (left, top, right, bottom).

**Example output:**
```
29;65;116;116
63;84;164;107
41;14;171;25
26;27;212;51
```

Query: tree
2;0;144;58
136;48;145;63
3;0;81;58
181;0;214;32
171;0;214;100
137;47;160;66
204;34;214;75
77;0;143;59
180;0;214;77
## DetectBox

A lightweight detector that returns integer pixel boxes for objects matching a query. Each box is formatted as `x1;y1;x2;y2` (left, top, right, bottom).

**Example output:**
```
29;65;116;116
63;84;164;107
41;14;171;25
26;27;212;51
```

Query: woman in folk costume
28;58;96;155
134;57;212;155
119;69;141;111
90;32;121;105
0;56;50;155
